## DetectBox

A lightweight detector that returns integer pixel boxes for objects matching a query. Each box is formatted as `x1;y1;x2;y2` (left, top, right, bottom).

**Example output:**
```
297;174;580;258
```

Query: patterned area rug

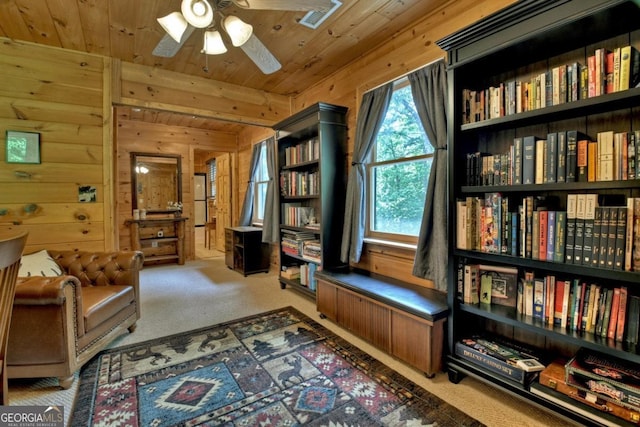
71;306;482;426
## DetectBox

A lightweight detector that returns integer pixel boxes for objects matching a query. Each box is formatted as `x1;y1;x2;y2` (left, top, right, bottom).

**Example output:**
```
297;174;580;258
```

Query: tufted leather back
48;251;143;287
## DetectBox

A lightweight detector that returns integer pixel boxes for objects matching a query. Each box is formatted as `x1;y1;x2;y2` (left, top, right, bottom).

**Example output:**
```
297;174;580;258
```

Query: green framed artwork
6;131;41;164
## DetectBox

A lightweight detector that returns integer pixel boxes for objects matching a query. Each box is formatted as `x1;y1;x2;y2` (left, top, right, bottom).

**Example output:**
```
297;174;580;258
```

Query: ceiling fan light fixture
181;0;214;28
223;15;253;47
157;12;189;43
202;30;227;55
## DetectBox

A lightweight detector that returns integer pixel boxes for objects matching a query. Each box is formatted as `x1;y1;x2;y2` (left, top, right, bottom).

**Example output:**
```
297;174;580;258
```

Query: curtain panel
239;142;262;226
262;137;278;243
340;83;393;264
409;60;449;292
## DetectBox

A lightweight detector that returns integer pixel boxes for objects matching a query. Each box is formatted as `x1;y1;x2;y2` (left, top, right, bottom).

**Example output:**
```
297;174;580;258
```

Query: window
252;142;269;225
366;78;433;244
208;159;217;198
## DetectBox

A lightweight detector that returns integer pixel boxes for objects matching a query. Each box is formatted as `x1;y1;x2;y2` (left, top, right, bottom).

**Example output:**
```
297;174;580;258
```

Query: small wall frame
6;131;41;164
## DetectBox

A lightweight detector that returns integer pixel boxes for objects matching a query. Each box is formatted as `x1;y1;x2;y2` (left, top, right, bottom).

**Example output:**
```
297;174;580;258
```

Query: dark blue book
556;131;567;182
522;136;537;185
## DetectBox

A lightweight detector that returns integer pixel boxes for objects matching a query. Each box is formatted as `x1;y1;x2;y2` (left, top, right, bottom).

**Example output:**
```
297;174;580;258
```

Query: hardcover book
565;194;578;263
522;136;537;185
582;194;598;266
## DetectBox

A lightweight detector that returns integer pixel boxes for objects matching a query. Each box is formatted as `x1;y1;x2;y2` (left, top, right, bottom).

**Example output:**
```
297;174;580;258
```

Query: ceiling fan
153;0;336;74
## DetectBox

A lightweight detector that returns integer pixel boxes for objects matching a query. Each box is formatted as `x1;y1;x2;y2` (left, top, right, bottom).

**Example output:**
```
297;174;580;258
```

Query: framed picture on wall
6;131;41;164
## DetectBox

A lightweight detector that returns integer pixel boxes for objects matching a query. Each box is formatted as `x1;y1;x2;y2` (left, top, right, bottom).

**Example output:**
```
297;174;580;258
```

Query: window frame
364;78;433;245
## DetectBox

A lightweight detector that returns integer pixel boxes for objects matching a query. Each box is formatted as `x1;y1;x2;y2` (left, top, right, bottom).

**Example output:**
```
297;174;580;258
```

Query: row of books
281;204;318;228
456;194;640;272
283;137;319;166
465;129;640;187
280;263;319;290
461;45;640;124
280;170;319;197
459;261;640;343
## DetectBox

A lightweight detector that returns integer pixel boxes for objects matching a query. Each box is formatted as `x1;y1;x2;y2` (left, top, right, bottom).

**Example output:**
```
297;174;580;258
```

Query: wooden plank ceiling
0;0;451;131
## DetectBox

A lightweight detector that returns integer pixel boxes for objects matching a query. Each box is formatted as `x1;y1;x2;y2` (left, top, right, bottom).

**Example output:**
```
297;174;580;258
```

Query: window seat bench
315;269;449;377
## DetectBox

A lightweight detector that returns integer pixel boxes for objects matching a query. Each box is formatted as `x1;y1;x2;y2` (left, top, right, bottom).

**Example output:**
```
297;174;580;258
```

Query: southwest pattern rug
71;307;482;426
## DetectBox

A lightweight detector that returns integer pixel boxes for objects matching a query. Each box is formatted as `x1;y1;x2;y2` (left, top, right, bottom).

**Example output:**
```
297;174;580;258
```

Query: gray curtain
340;83;393;263
239;142;262;226
409;60;449;291
262;137;278;243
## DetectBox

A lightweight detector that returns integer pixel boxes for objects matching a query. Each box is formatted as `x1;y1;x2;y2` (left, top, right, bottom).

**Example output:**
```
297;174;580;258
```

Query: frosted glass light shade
223;15;253;47
202;30;227;55
157;12;189;43
181;0;214;28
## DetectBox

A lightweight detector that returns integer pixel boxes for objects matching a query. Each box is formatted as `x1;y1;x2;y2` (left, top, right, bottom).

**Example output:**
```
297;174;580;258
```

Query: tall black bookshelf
438;1;640;425
273;102;348;298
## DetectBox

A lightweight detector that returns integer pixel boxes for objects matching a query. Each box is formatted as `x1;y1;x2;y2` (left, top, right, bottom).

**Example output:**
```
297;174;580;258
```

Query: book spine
577;139;589;182
634;198;640;272
614;206;627;270
608;287;621;339
573;194;587;264
599;207;611;268
565;194;577;263
523;136;536;185
547;211;556;262
592;206;603;267
582;194;598;266
557;131;567;182
547;132;557;183
566;130;579;182
616;287;628;342
600;289;613;338
606;207;619;269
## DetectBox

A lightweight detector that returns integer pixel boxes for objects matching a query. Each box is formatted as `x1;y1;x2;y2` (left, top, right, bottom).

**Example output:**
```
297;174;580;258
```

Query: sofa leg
128;323;137;333
58;376;74;390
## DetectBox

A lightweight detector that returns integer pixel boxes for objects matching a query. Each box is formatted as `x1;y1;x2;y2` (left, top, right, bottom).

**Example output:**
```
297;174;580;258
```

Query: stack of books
532;349;640;425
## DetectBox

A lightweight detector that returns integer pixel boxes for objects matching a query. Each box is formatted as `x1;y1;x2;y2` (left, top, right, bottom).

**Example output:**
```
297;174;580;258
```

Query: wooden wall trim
118;62;291;127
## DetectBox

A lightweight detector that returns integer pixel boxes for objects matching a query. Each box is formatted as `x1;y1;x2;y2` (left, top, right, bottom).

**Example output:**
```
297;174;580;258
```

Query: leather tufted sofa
6;250;143;388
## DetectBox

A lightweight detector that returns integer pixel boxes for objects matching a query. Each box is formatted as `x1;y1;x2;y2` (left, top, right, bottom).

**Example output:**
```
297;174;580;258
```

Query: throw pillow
19;250;63;277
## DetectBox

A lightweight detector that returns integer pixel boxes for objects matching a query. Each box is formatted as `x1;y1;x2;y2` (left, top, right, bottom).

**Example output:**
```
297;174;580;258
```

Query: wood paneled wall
0;39;112;254
116;119;237;259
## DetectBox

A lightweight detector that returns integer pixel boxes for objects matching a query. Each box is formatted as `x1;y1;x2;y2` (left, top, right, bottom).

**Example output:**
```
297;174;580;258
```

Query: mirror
131;153;182;213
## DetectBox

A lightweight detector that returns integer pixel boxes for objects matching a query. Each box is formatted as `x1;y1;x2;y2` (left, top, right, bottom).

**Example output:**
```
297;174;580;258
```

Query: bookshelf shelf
440;0;640;424
274;103;348;297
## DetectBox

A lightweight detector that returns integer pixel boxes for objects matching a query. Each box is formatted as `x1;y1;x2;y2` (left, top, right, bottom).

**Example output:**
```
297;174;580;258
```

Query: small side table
225;226;270;276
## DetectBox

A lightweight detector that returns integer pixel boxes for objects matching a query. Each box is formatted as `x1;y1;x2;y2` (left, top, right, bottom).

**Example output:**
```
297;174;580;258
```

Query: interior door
194;173;206;226
215;153;231;251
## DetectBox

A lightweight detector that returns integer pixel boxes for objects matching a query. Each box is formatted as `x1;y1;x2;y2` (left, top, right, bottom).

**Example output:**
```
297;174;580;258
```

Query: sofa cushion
18;250;63;277
82;285;135;331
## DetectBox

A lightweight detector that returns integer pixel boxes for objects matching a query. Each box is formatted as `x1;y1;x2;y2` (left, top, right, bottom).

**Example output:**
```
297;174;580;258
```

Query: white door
194;173;207;226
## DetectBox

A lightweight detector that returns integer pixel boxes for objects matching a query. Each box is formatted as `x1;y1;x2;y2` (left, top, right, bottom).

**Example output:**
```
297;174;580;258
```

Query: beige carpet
8;235;575;426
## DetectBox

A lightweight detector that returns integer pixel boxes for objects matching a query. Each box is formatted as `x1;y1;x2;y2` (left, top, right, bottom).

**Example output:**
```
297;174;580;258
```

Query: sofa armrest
14;275;85;337
48;251;144;287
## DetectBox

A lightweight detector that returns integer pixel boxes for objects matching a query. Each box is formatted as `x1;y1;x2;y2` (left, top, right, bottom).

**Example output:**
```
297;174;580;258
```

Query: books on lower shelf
535;359;640;426
280;263;319;291
565;348;640;413
455;335;544;384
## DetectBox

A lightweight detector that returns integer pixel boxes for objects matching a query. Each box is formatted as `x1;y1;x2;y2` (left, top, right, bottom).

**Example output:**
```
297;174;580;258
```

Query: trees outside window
366;78;433;243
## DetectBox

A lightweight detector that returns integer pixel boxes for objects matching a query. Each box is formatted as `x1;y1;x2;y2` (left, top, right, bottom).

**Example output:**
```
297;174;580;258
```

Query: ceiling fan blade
233;0;334;12
152;25;196;58
240;34;281;74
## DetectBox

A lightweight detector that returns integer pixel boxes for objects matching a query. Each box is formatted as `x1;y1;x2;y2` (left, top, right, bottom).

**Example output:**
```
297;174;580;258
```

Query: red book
553;280;565;326
539;210;548;261
608;287;621;339
616;287;628;342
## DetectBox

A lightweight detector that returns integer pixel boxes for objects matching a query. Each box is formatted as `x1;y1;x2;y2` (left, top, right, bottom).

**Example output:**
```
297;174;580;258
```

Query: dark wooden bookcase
273;102;348;298
438;1;640;425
